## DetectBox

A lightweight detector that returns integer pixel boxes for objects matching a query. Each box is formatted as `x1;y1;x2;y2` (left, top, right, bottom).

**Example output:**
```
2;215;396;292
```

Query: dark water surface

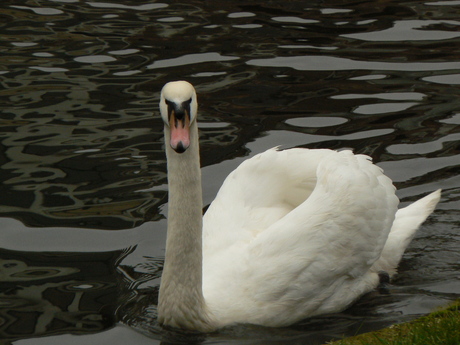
1;0;459;344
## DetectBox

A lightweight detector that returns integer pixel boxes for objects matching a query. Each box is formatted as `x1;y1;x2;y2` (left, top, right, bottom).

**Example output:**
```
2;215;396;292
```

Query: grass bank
328;299;460;345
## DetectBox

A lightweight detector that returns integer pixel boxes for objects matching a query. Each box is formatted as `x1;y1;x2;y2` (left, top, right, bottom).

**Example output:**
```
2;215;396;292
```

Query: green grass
328;299;460;345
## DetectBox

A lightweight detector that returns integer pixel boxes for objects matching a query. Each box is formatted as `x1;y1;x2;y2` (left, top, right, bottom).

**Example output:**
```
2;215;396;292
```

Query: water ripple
86;2;168;10
247;55;460;71
147;52;239;69
342;20;460;41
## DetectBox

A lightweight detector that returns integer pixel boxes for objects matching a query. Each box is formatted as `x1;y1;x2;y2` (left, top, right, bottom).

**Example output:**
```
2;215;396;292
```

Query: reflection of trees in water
0;249;122;340
1;0;458;229
0;246;171;342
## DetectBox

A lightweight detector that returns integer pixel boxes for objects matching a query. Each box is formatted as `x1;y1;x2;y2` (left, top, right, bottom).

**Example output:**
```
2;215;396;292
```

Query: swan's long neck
158;122;213;332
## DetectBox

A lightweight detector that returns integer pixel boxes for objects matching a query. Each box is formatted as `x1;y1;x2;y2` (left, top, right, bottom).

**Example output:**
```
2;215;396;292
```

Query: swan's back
202;148;400;327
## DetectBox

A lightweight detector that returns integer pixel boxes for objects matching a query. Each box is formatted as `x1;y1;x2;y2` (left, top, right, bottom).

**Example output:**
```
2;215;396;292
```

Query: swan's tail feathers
372;189;442;277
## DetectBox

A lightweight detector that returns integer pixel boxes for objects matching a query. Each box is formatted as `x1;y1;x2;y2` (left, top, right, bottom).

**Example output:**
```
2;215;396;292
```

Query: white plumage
157;80;441;332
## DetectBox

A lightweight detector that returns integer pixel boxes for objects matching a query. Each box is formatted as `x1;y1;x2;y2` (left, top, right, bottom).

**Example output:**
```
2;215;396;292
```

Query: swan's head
160;81;198;154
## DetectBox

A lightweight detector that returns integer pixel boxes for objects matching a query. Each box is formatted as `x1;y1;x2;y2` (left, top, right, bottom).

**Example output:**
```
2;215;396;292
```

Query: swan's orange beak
169;109;190;153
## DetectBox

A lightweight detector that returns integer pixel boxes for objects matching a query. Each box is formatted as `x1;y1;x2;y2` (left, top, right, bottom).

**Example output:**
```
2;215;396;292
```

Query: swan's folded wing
203;149;399;326
258;151;398;266
246;150;398;298
202;147;336;255
204;148;397;268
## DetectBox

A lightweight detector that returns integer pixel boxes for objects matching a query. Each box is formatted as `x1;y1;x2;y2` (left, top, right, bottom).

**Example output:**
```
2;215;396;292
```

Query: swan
157;80;441;332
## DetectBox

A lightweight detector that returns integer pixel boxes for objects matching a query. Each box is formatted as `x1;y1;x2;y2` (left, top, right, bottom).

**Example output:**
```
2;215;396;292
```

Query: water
0;0;459;344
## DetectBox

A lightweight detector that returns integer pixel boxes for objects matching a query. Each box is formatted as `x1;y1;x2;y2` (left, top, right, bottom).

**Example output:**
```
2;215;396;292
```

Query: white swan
157;80;441;332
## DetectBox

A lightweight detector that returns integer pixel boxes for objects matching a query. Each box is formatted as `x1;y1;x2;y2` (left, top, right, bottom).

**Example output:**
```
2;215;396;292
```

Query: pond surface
0;0;459;344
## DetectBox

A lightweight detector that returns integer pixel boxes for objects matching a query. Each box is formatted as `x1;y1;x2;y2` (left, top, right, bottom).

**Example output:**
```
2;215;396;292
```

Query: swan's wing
203;148;336;255
203;149;399;325
203;148;397;265
246;149;399;283
263;150;397;263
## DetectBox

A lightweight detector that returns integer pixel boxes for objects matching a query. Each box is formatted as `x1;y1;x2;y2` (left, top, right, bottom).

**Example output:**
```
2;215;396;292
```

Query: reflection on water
0;248;121;340
0;0;459;344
